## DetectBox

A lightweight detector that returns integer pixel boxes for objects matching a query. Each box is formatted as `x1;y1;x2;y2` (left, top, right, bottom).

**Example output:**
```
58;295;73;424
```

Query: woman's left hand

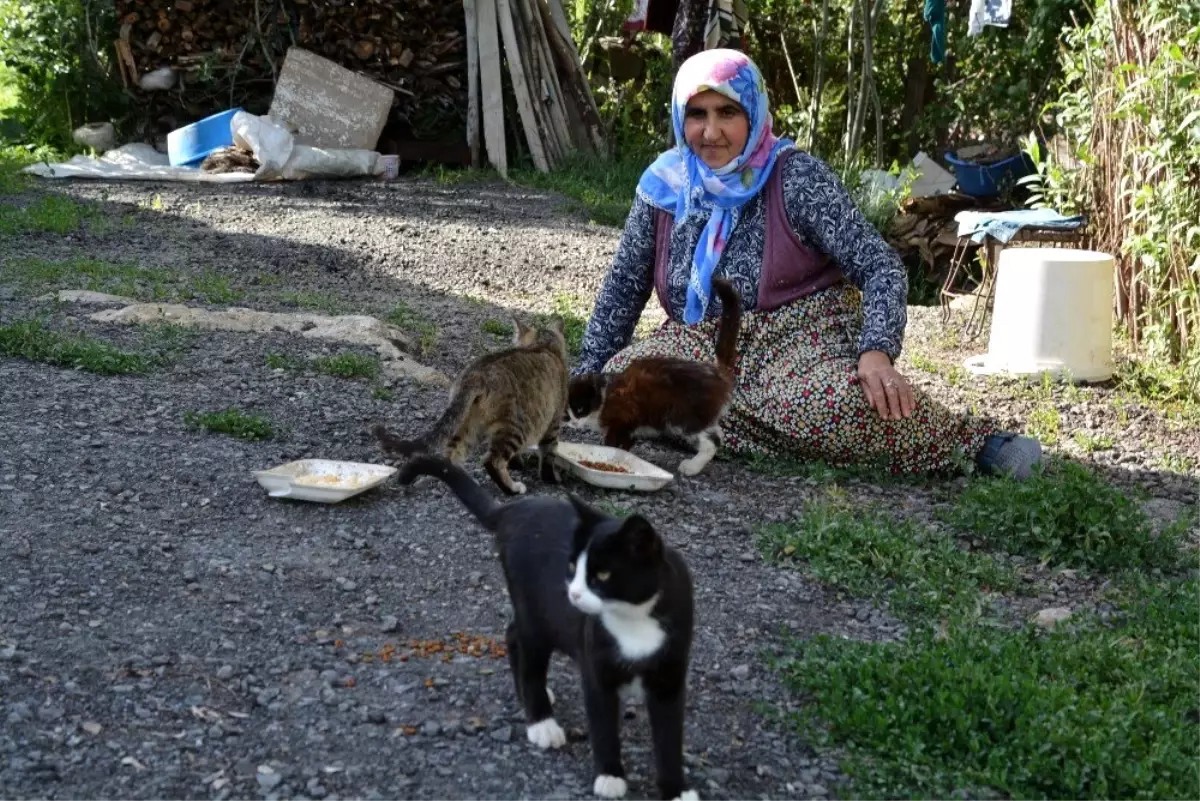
857;350;915;421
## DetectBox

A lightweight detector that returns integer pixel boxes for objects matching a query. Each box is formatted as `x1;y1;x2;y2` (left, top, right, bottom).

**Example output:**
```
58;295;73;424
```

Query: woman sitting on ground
574;49;1041;478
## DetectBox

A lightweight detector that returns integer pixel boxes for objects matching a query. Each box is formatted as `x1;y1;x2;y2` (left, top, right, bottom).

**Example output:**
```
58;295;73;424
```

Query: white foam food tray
253;459;397;503
552;441;674;492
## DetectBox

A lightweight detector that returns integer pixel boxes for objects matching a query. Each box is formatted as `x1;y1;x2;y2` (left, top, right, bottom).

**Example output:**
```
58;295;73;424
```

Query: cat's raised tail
397;454;499;530
711;277;742;376
372;383;482;457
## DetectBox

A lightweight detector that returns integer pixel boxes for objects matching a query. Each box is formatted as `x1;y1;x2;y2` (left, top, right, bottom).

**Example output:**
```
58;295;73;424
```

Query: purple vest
652;149;845;316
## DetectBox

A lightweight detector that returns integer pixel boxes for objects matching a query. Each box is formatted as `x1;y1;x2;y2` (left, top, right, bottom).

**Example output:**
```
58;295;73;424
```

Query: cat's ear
512;318;532;346
548;315;566;335
567;493;606;553
619;515;662;561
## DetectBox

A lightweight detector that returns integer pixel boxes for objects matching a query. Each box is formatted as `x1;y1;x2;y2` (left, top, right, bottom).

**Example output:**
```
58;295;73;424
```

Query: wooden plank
475;0;507;177
510;0;564;165
516;0;573;158
463;0;482;168
268;47;394;150
496;0;550;172
538;0;605;152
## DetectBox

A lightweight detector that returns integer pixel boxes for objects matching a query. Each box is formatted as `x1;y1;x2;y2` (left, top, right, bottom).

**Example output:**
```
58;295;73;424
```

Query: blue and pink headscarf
636;49;793;324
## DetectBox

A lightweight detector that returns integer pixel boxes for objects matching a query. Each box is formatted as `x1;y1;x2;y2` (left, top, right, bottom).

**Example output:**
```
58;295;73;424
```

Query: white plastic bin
964;248;1115;382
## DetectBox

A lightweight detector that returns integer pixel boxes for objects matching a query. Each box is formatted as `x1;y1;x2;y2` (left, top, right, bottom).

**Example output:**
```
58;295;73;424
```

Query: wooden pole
463;0;482;168
476;0;508;176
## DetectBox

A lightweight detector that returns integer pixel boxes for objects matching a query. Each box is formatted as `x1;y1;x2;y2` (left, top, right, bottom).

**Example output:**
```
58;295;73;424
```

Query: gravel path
1;176;1195;801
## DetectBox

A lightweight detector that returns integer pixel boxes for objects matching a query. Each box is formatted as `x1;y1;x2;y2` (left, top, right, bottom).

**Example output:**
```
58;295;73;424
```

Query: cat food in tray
553;442;673;492
253;459;397;503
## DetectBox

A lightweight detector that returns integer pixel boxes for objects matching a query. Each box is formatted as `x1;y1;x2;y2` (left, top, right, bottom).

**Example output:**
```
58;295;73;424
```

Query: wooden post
476;0;508;176
463;0;482;168
496;0;550;172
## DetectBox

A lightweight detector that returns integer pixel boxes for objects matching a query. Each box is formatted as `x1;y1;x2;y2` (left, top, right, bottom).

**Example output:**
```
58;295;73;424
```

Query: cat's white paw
593;775;627;799
671;791;700;801
510;481;527;495
526;717;566;749
677;457;705;477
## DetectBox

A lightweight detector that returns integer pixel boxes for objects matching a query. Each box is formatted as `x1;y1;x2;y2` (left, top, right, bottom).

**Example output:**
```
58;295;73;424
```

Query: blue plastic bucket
944;150;1035;198
167;108;243;168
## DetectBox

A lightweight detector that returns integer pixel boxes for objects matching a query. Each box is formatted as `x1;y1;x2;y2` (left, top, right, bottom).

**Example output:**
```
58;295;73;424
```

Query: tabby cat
397;454;698;801
372;316;568;495
566;278;742;476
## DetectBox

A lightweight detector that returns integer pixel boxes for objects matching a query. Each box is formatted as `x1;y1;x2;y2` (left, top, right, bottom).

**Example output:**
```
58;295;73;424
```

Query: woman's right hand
857;350;915;421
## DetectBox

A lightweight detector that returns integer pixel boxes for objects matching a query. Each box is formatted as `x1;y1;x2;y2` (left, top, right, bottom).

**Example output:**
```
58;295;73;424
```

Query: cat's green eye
596;571;611;581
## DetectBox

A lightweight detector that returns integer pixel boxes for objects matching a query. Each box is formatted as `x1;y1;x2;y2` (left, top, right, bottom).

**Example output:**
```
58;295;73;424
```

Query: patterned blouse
575;147;909;375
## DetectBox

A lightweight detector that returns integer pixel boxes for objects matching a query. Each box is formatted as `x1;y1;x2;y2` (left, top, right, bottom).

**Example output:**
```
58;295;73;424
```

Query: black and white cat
397;455;698;801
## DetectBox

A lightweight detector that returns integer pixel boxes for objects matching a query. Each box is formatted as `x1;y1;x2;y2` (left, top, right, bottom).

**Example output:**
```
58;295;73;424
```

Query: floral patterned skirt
603;284;996;475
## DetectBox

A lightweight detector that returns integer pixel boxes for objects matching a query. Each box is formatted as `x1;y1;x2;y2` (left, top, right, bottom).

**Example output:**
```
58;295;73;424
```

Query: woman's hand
857;350;915;421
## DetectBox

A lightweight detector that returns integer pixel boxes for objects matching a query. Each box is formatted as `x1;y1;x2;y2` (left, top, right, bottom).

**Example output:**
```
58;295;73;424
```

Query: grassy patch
184;408;273;441
759;496;1017;622
0;144;65;194
533;293;588;356
1025;403;1061;445
385;301;438;354
371;386;396;401
0;193;93;236
481;318;513;338
3;257;248;304
186;270;243;304
264;352;303;371
136;322;196;365
0;317;151;375
1072;430;1115;452
944;460;1190;572
312;352;380;380
775;576;1199;800
510;152;647;228
908;352;939;374
281;290;344;314
1115;353;1199;415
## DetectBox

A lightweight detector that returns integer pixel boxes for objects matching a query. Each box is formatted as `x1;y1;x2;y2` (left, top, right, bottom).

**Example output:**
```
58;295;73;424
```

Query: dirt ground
1;174;1195;800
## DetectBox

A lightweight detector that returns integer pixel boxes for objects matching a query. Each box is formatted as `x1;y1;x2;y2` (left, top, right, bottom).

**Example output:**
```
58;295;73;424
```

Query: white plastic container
551;442;674;492
964;248;1115;382
253;459;397;503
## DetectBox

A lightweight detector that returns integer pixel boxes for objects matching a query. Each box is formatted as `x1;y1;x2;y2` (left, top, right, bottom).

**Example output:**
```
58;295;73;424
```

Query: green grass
0;193;93;236
312;352;380;380
1072;430;1115;452
371;386;396;401
908;352;940;374
184;408;273;441
1025;403;1062;445
0;317;151;375
533;293;588;357
264;352;303;371
3;256;247;304
759;496;1017;622
763;457;1200;800
385;301;438;354
186;270;243;304
510;152;646;228
481;318;513;338
943;460;1191;572
0;144;65;194
774;576;1199;800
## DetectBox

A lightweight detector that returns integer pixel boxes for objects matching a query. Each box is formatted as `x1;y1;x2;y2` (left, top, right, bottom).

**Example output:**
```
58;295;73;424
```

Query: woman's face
683;90;750;170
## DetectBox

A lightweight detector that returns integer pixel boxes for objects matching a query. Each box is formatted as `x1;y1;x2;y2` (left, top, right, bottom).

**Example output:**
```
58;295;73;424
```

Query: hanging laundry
624;0;678;36
703;0;749;51
969;0;1013;37
924;0;946;65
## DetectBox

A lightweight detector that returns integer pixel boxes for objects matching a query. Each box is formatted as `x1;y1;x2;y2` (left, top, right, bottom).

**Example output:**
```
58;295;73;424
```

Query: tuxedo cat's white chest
600;599;667;661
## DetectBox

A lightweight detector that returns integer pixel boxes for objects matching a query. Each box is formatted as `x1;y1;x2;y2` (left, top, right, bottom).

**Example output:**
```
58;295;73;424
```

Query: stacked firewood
887;193;1006;287
110;0;601;170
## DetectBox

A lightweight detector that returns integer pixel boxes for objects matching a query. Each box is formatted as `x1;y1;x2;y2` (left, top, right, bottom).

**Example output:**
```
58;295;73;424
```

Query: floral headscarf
636;49;793;324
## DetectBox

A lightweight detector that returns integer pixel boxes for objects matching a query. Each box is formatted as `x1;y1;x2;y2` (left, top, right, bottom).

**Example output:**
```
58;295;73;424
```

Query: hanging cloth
923;0;946;65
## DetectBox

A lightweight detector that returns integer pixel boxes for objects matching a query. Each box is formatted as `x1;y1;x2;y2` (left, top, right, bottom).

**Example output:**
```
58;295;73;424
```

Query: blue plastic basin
167;108;243;167
944;150;1035;198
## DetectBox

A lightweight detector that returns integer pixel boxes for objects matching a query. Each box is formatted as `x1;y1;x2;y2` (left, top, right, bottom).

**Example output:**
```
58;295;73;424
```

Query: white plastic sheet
24;112;382;183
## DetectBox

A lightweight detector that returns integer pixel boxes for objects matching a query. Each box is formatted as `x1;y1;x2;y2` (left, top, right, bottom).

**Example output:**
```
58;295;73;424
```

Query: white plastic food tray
552;441;674;492
253;459;397;503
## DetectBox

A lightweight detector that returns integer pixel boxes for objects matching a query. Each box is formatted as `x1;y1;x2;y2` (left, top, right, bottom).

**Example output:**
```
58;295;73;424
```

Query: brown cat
566;278;742;477
373;316;568;495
